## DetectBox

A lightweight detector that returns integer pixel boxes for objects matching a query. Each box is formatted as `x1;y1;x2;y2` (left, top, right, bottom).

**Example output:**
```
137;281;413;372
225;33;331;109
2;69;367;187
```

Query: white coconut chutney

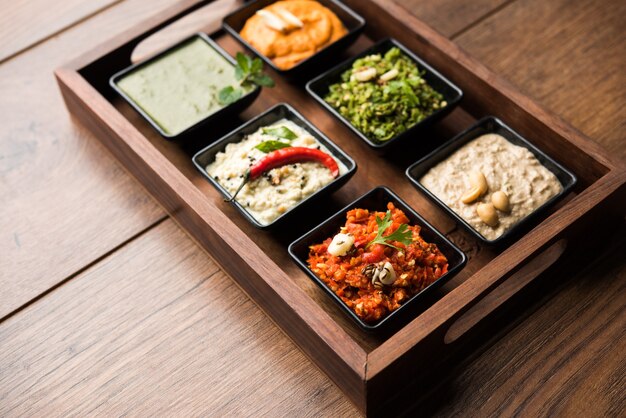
207;119;347;225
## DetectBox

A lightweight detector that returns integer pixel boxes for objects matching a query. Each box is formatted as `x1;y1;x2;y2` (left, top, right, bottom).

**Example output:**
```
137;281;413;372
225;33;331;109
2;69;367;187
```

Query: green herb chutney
116;37;243;136
324;47;446;143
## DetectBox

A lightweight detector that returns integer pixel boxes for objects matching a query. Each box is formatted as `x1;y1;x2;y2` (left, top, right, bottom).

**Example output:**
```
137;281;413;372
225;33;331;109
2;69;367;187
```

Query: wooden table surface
1;0;624;416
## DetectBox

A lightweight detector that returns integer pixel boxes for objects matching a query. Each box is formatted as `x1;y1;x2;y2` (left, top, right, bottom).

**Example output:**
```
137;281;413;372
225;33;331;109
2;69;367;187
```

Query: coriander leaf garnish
250;57;263;74
236;52;251;76
367;210;412;250
219;52;274;105
261;125;297;140
255;140;291;153
250;73;275;87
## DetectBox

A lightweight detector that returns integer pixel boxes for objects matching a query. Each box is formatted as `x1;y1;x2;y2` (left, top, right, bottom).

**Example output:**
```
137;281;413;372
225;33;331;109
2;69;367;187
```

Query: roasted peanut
491;190;511;212
461;171;489;204
476;203;499;227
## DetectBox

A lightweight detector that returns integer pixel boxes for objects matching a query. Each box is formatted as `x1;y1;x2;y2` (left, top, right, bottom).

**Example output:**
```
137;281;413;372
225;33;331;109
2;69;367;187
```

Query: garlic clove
353;67;377;82
327;233;354;257
377;261;396;285
379;68;399;82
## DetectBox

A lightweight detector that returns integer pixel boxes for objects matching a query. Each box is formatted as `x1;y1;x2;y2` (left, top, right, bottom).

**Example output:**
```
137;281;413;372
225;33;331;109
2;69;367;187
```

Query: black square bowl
288;186;467;332
405;116;578;246
192;103;357;230
306;38;463;155
222;0;365;80
110;33;261;141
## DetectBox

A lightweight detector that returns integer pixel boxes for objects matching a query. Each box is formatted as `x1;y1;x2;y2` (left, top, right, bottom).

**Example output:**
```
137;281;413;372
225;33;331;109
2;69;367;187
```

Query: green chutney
116;37;242;136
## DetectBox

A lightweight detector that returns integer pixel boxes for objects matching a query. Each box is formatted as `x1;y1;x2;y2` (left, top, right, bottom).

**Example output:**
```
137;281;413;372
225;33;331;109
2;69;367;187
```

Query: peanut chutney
420;133;563;240
116;38;244;136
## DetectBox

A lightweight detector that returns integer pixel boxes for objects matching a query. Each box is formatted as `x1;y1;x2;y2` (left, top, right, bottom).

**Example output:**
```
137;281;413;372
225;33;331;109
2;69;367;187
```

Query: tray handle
131;0;240;64
443;238;567;345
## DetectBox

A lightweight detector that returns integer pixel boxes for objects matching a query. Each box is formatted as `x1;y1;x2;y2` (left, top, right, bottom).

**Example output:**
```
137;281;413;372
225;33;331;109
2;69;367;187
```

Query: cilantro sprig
367;210;412;250
219;52;275;105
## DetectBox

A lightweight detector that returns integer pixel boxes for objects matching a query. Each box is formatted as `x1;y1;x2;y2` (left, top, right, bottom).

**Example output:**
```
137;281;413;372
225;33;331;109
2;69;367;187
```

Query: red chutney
307;202;448;323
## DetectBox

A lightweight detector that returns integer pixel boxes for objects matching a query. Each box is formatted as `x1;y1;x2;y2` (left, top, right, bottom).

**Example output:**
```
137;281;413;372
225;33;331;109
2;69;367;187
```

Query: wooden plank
0;219;359;417
0;0;119;62
455;0;626;161
0;0;187;319
400;0;511;37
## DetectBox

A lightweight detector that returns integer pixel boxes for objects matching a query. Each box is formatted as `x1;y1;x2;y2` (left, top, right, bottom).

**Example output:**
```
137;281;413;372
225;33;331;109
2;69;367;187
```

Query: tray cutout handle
131;0;241;64
444;239;568;345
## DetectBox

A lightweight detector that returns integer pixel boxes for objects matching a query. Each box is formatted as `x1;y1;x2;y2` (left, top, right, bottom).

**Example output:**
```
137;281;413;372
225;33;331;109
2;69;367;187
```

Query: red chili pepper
226;147;339;202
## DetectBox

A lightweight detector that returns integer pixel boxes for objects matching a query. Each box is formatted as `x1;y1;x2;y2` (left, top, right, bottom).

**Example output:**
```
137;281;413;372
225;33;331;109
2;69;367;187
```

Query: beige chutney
420;133;563;240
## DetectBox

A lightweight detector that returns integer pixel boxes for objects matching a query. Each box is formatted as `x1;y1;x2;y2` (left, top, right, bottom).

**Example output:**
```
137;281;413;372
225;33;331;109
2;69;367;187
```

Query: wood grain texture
0;0;187;319
131;0;239;63
455;0;626;161
55;0;625;414
393;0;511;38
0;0;119;62
411;224;626;417
0;219;359;417
394;0;626;415
2;0;625;416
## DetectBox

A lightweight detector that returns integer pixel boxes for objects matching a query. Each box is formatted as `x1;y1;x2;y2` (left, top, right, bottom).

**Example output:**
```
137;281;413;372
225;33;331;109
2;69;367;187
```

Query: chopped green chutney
116;37;243;136
324;47;446;143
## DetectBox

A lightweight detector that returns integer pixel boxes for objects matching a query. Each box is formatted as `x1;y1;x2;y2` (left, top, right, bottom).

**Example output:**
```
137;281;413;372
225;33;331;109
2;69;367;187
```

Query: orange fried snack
241;0;347;70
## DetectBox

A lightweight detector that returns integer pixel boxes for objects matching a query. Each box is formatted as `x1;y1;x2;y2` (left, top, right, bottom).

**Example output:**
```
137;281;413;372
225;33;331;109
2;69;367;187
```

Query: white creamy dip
207;119;347;225
420;133;563;240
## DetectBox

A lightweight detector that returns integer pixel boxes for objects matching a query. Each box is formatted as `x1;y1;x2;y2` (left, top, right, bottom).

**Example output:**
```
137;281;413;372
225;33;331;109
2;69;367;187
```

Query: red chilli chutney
307;202;448;323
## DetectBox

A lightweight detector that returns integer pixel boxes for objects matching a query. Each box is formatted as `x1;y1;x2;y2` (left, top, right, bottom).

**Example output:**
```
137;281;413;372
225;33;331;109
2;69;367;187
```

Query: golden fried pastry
241;0;347;70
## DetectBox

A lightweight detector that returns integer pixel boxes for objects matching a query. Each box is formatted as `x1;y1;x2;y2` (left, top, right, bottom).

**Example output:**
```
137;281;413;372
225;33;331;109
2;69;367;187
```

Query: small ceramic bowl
192;103;357;230
306;37;463;154
110;33;261;141
222;0;365;80
288;186;467;332
405;116;578;246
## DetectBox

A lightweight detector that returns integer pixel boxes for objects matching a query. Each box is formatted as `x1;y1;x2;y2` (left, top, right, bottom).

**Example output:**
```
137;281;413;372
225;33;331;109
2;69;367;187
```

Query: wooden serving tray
55;0;625;415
